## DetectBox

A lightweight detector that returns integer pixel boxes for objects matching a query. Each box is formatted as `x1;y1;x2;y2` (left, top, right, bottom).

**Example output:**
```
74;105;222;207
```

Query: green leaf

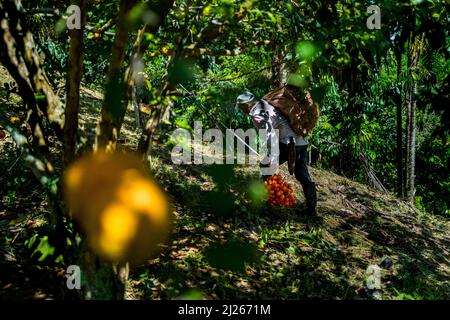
296;41;318;61
248;181;268;206
33;236;55;261
25;234;38;250
176;289;204;300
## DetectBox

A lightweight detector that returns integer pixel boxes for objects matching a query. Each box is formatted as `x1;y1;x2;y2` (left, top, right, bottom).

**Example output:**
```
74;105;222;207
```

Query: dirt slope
123;151;449;300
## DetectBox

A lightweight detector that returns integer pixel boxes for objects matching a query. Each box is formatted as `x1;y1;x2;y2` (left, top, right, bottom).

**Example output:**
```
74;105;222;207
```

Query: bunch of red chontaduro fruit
264;175;297;207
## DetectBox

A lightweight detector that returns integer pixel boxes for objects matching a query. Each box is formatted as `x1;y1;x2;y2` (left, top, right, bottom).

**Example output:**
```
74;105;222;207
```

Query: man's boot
304;182;317;216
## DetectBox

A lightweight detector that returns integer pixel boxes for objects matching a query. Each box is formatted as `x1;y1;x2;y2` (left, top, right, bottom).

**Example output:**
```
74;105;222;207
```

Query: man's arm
249;100;269;129
248;100;279;177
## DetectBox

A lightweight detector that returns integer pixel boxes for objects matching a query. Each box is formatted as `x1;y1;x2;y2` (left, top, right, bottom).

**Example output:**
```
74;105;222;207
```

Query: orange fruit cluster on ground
64;152;171;263
264;174;297;207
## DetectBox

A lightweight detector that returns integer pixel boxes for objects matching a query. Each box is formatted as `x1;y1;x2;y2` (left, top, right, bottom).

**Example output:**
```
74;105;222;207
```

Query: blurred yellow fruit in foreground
64;152;171;263
9;116;20;124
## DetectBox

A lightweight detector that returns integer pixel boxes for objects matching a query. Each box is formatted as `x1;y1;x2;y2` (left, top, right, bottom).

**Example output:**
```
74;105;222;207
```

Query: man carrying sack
236;86;318;216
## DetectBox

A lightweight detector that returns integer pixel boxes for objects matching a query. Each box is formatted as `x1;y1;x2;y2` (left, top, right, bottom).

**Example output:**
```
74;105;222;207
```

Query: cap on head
236;91;256;105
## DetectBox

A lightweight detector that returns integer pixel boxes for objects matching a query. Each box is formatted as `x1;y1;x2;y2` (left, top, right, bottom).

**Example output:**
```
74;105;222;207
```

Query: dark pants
263;143;317;213
263;144;312;185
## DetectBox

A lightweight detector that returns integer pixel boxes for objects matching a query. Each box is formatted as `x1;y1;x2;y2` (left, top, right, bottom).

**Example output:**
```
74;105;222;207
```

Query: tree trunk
405;33;424;203
78;242;129;300
395;49;404;198
405;68;412;201
0;0;65;144
64;0;87;166
125;26;148;131
406;80;417;202
131;86;141;128
90;0;176;300
271;45;288;89
95;0;136;151
83;0;136;300
96;0;175;152
130;0;176;157
0;0;68;253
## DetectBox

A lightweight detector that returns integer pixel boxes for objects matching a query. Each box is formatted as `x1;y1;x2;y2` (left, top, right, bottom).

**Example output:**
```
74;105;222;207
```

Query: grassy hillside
124;151;449;300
